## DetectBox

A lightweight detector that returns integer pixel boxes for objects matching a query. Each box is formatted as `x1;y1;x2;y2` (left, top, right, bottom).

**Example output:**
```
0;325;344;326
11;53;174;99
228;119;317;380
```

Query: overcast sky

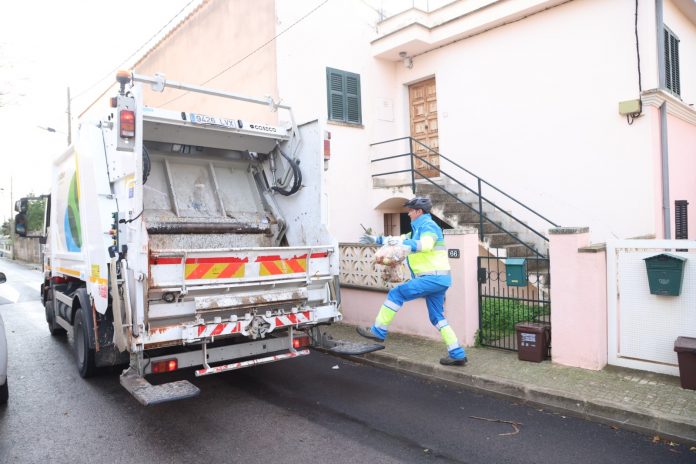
0;0;440;223
0;0;196;222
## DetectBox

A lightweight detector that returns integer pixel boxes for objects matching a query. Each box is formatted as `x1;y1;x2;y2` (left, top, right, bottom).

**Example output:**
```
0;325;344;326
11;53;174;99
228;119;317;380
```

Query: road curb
334;349;696;447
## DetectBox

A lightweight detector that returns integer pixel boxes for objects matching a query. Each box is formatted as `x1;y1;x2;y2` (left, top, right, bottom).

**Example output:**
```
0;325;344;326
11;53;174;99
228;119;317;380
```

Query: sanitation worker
358;197;467;366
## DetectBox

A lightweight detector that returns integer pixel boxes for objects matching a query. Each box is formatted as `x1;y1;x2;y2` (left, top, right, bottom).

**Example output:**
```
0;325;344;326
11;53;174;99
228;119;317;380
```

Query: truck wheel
0;380;7;404
45;291;66;336
74;307;96;378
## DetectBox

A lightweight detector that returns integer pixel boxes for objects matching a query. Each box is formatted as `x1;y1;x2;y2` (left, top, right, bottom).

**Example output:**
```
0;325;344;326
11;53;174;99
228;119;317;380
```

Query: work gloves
359;234;404;246
359;234;379;245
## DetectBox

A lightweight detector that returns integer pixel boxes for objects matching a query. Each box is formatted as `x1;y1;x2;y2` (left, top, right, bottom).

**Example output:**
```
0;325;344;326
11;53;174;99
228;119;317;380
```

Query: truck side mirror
15;213;27;237
15;198;28;213
13;196;49;240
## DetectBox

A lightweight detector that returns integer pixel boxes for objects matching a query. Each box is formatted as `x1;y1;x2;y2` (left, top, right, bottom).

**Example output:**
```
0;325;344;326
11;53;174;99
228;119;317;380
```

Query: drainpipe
656;0;671;238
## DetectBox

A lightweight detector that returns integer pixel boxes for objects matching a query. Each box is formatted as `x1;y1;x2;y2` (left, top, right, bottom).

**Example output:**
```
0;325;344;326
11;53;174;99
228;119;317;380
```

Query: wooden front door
409;78;439;178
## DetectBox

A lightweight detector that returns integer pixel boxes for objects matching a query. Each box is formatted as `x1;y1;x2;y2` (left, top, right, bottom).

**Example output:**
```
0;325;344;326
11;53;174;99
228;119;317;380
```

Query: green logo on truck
64;173;82;251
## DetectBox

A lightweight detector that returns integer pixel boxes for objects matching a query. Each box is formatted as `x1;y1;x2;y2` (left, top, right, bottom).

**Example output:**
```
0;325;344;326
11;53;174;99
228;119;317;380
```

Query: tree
1;219;10;236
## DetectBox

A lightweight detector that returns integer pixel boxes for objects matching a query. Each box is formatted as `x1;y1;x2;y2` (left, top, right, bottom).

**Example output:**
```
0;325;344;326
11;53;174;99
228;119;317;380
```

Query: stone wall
13;237;41;264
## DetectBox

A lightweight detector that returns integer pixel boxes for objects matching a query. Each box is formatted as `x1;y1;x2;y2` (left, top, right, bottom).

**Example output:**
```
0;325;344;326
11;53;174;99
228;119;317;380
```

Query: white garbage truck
25;71;381;405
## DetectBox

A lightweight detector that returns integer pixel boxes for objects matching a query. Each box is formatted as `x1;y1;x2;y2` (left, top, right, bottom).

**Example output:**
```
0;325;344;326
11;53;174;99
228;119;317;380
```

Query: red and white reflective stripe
150;252;328;266
194;349;310;377
269;311;312;329
196;321;243;338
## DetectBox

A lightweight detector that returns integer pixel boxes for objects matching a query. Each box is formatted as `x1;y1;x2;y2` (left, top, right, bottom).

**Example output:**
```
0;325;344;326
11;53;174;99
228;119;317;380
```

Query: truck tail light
293;334;311;349
120;110;135;138
151;358;178;374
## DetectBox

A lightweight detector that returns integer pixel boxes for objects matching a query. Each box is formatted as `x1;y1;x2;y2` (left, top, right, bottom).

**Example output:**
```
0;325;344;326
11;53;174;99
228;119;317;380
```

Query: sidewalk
323;323;696;446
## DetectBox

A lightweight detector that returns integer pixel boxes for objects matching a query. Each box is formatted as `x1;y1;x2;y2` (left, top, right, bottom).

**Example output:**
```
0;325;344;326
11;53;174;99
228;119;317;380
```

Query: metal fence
477;253;551;355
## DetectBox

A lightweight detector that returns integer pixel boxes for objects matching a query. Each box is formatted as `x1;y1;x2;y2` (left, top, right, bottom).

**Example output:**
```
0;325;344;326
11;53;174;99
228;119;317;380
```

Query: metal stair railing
370;137;560;258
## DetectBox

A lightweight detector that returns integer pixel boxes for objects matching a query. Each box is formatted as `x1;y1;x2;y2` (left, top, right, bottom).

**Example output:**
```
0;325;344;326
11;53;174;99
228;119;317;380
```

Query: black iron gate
477;254;551;355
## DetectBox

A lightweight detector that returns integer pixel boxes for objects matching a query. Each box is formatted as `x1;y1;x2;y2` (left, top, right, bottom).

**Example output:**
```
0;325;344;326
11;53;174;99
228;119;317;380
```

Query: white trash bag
374;245;409;283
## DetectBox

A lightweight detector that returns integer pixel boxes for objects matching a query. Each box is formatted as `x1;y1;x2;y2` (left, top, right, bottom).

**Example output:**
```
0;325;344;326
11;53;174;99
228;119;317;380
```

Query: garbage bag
374;244;408;266
381;263;406;283
374;245;408;283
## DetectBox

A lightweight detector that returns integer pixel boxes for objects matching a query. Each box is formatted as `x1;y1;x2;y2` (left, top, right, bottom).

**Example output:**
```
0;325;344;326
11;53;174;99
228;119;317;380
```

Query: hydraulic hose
142;145;151;184
272;147;302;196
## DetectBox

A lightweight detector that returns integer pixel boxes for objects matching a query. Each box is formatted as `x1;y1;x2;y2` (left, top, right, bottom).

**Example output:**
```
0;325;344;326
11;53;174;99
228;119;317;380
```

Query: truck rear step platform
120;368;200;406
327;341;385;355
313;331;385;356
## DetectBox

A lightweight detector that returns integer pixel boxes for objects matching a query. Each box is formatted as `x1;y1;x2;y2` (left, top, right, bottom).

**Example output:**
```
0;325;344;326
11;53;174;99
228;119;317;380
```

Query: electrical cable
119;210;144;224
627;0;643;126
71;0;198;101
143;351;151;374
160;0;330;108
635;0;642;93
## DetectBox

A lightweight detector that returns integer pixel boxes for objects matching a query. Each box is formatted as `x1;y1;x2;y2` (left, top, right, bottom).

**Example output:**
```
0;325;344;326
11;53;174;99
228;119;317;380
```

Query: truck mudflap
310;328;385;356
120;368;200;406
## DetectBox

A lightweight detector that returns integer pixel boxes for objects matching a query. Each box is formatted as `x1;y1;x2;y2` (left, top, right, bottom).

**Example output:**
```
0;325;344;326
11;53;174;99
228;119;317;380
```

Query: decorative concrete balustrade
339;243;406;291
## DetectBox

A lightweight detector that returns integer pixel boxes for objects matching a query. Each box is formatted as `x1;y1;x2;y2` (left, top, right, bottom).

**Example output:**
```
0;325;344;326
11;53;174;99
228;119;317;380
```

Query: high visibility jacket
401;213;450;277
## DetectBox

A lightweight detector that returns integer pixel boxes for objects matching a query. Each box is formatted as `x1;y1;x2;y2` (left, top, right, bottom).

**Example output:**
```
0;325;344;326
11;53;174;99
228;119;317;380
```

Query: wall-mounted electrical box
619;99;642;115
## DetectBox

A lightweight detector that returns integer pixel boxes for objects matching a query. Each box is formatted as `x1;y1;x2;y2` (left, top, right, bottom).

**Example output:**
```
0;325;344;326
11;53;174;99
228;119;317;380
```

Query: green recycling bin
644;253;686;296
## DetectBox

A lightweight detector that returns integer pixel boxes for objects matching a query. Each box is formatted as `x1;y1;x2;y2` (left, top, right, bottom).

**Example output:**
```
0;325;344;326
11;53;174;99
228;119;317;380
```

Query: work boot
356;326;385;342
440;356;467;366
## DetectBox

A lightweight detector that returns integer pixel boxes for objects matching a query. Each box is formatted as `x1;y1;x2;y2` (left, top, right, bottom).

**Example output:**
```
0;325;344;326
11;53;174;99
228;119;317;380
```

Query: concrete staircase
368;136;553;260
414;181;549;259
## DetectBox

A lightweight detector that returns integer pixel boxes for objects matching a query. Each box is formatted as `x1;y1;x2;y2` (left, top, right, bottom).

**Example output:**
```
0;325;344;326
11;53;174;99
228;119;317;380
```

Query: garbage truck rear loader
38;72;382;405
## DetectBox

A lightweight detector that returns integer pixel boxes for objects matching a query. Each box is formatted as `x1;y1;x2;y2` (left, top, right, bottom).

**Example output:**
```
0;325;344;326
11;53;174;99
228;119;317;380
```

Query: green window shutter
327;68;345;121
664;29;672;91
345;72;362;124
664;27;680;96
326;67;362;124
672;34;680;95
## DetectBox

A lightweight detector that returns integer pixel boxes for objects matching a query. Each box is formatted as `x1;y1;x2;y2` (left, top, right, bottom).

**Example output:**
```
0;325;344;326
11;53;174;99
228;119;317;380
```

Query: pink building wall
667;113;696;239
342;227;613;371
549;228;608;370
341;227;615;370
340;230;479;347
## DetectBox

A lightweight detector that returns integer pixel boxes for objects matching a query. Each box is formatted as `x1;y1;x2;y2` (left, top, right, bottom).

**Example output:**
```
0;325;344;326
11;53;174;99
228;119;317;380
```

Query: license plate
189;112;239;129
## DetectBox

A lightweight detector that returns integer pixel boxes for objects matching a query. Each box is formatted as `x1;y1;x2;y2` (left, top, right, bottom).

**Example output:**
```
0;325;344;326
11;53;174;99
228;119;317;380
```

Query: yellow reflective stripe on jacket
416;233;436;252
407;249;450;275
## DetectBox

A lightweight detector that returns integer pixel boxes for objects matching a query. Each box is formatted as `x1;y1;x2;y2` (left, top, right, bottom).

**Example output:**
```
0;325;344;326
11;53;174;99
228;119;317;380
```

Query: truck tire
74;307;96;378
45;291;66;336
0;380;7;404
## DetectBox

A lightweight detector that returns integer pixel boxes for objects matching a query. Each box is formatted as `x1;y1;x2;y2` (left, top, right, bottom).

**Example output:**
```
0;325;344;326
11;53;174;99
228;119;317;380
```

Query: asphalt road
0;258;694;464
